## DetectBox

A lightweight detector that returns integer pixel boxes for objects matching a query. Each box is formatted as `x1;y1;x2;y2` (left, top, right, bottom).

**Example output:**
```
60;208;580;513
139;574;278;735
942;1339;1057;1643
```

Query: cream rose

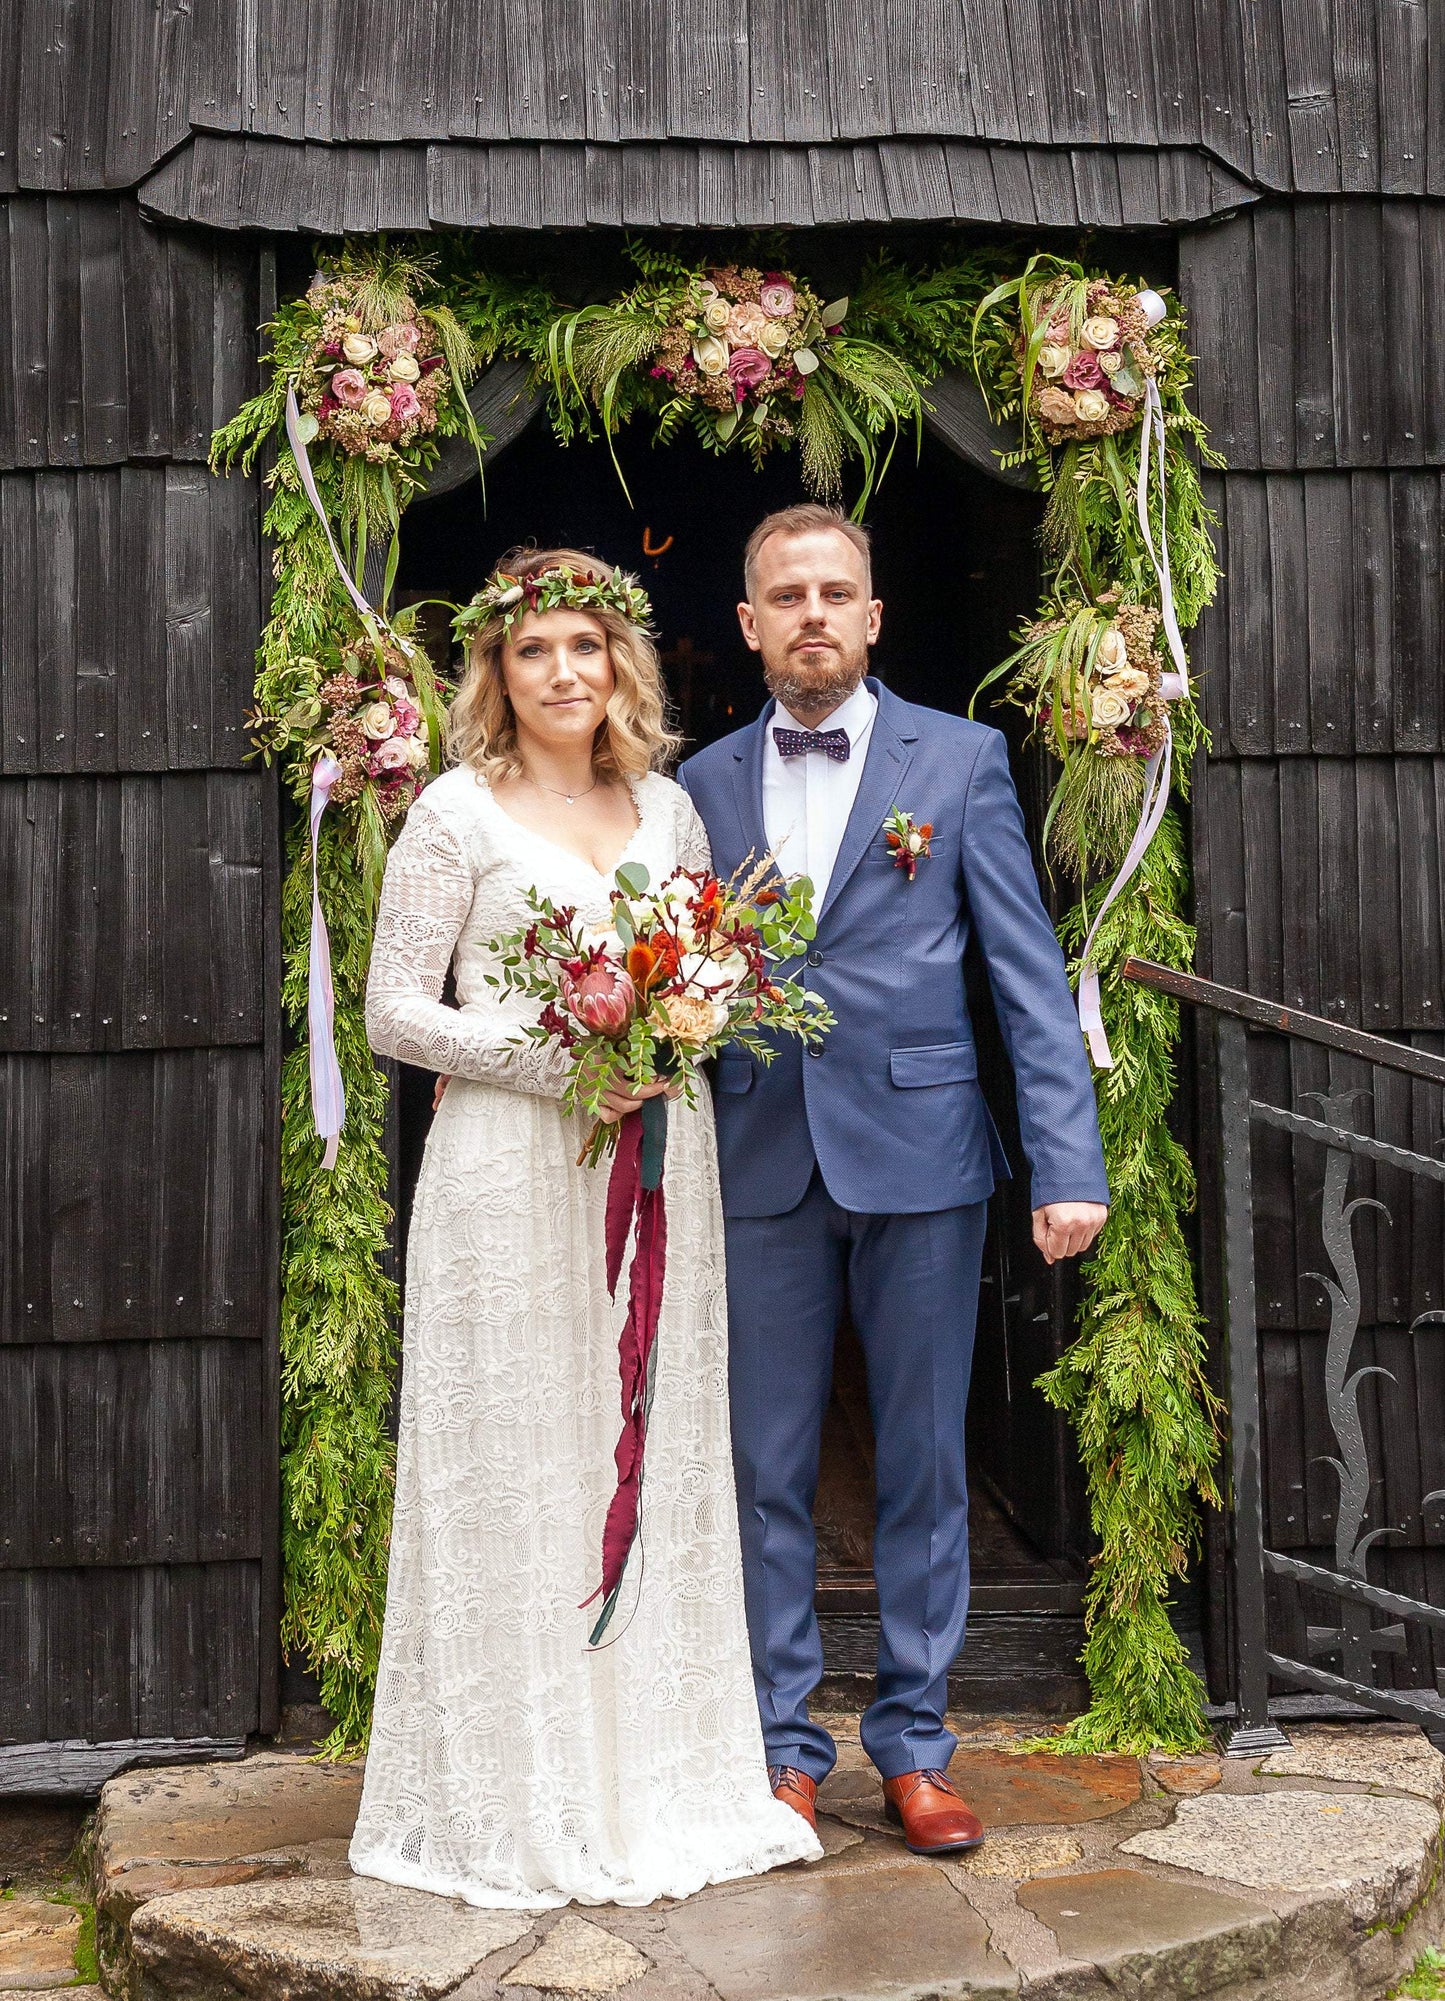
692;335;729;376
1073;388;1111;423
1091;688;1133;729
1095;626;1129;674
1104;667;1151;699
656;991;729;1047
360;700;397;741
727;302;769;347
1098;348;1123;376
1082;315;1119;351
1037;343;1071;380
703;298;731;335
361;388;393;425
758;319;789;358
388;351;421;383
342;331;378;365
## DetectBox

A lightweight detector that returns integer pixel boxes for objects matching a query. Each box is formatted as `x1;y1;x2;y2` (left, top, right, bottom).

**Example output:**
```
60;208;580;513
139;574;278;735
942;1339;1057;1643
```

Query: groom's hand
1032;1202;1108;1265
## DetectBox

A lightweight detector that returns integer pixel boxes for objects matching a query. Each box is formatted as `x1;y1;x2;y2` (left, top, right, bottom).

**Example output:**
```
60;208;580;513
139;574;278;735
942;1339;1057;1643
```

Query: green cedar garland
215;237;1223;1754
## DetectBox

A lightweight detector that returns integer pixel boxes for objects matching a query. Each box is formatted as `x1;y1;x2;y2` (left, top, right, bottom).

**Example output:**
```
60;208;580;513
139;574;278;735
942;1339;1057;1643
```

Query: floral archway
214;237;1222;1757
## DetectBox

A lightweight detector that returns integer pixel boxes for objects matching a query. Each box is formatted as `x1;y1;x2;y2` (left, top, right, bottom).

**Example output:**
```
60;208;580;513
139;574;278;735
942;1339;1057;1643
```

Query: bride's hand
597;1076;682;1122
433;1074;452;1112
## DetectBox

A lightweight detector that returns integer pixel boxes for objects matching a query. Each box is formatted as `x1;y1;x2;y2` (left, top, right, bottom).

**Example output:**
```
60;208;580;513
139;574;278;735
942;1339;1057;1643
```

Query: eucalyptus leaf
293;411;320;445
820;298;849;329
614;861;651;897
714;409;740;442
793;348;820;377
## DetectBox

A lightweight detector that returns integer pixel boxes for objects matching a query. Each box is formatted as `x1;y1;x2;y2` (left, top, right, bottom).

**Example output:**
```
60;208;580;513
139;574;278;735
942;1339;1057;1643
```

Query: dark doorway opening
394;415;1089;1710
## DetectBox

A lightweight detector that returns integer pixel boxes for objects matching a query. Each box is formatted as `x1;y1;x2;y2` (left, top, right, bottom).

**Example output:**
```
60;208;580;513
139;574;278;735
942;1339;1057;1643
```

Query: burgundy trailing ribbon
583;1098;669;1644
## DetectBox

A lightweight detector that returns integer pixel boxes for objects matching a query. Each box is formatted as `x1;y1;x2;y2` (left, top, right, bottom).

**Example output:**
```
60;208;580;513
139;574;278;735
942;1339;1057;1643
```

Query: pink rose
727;347;771;394
391;696;420;737
331;369;367;408
1061;350;1104;392
369;738;412;775
390;383;422;425
760;276;795;318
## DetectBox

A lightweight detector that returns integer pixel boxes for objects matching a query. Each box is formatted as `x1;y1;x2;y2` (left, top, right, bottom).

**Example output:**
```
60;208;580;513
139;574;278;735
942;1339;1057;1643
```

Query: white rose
1095;626;1129;674
1037;343;1071;379
703;299;731;335
360;700;397;741
342;332;378;365
693;335;729;376
405;733;429;770
1082;315;1119;351
1091;688;1133;729
361;388;393;425
1073;388;1111;423
680;949;749;999
581;924;626;962
388;351;421;382
1098;348;1123;376
758;320;789;358
383;674;410;698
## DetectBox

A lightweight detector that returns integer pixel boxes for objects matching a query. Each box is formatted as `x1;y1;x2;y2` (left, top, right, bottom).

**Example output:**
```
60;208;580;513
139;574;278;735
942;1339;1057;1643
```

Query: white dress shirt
761;679;878;908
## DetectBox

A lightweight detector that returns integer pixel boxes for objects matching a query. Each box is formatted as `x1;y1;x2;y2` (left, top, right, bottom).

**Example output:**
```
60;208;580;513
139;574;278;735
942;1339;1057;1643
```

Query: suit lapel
819;683;915;923
729;700;772;867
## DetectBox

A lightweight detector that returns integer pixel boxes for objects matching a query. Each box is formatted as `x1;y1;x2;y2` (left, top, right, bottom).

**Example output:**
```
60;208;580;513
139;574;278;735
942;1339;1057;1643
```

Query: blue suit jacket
678;680;1109;1219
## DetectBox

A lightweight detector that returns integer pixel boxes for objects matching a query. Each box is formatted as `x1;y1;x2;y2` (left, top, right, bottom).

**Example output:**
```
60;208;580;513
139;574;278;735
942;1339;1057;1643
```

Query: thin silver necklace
527;771;599;807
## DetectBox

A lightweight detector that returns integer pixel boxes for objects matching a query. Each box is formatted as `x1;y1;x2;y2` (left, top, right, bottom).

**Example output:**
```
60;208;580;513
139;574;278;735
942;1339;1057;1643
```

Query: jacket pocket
714;1055;755;1095
889;1041;978;1087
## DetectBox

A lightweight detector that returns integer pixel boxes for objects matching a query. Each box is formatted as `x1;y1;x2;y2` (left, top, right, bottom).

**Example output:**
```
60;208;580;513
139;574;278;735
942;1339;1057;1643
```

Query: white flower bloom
1037;343;1071;379
1082;315;1120;351
342;332;378;365
693;335;729;376
679;949;749;999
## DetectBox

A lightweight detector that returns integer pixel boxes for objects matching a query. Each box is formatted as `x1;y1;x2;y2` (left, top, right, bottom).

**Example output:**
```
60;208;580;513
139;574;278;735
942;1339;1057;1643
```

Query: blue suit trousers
724;1169;987;1783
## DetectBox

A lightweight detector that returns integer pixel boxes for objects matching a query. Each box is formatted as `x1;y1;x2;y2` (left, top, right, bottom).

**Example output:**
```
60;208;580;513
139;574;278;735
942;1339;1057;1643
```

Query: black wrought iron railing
1123;958;1445;1754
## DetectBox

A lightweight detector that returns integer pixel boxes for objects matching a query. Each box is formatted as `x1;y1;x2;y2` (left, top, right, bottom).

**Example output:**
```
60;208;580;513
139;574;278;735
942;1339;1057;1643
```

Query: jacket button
808;1042;824;1057
806;949;824;967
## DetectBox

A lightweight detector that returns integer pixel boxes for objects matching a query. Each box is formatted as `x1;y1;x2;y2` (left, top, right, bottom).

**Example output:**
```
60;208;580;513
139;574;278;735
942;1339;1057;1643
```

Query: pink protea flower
331;368;367;408
727;347;771;394
389;383;422;425
760;276;795;318
1061;350;1104;392
560;957;635;1038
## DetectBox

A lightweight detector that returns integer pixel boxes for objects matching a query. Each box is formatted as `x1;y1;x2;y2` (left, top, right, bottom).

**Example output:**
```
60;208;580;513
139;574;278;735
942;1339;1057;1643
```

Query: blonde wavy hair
448;546;680;781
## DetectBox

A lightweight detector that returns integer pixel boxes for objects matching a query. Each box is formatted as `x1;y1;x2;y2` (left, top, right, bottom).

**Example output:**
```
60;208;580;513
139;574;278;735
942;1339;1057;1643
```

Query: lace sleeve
676;791;713;874
365;801;571;1098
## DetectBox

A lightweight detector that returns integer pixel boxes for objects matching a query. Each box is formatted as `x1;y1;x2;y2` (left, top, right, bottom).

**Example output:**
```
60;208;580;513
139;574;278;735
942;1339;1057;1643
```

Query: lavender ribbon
307;752;346;1169
1076;290;1188;1068
285;384;376;623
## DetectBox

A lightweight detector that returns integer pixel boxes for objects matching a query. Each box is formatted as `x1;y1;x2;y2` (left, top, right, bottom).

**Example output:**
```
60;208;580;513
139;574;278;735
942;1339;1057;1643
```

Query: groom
678;505;1109;1855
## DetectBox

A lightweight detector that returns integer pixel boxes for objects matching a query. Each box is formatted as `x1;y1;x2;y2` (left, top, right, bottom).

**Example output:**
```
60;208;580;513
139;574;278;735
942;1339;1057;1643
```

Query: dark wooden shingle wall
0;193;276;1746
1182;199;1445;1690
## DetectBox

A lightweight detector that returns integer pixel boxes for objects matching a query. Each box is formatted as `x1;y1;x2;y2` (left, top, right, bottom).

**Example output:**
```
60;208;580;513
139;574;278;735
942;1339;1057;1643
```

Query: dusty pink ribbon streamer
307;752;346;1169
1076;291;1188;1068
285;380;374;1170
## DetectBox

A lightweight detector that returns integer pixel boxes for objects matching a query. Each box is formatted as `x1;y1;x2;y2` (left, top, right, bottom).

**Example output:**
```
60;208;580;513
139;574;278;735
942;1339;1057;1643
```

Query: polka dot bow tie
772;725;851;762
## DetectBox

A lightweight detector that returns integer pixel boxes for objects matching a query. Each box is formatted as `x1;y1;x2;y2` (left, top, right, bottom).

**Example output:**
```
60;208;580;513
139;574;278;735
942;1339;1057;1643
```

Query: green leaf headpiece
453;564;653;644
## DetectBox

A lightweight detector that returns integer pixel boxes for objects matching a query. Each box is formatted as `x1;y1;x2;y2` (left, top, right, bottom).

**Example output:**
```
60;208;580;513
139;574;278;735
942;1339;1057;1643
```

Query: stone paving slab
0;1895;81;1992
498;1915;649;1994
1018;1866;1279;1994
819;1749;1140;1837
129;1877;533;2001
1258;1721;1445;1802
1119;1786;1441;1923
664;1861;1015;2000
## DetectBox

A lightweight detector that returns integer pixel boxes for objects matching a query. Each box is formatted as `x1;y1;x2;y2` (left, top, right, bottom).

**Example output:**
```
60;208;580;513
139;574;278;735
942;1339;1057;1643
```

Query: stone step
99;1721;1445;2001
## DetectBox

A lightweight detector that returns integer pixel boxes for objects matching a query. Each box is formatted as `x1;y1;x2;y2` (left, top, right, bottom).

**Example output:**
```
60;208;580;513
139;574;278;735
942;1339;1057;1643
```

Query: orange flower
918;823;934;838
626;934;678;991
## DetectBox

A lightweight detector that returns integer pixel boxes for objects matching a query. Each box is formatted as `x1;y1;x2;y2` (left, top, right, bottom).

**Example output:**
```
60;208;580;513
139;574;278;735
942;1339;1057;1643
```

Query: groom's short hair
743;504;872;600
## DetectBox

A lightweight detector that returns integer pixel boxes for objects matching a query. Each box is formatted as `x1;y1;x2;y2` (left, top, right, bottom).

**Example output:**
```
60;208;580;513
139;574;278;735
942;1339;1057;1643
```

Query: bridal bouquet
485;857;832;1640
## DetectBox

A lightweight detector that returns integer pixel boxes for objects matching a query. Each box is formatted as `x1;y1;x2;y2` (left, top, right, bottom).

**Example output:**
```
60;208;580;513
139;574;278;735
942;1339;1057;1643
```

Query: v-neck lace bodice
365;766;708;1097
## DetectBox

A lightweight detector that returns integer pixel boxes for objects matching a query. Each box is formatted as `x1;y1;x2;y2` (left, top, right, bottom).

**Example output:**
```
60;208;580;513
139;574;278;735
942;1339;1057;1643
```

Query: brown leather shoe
768;1764;818;1833
882;1769;984;1854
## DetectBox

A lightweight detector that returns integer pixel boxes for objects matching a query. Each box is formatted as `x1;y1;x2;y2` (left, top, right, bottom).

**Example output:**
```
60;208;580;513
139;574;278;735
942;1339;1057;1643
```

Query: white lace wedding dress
348;764;820;1909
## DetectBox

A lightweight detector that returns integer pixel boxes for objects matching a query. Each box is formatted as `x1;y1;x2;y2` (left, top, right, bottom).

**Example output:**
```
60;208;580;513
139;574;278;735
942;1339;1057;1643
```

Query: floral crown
452;563;653;644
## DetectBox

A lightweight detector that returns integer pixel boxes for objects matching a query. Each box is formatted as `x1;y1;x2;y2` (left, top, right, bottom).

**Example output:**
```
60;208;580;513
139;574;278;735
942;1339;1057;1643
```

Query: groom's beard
761;641;869;722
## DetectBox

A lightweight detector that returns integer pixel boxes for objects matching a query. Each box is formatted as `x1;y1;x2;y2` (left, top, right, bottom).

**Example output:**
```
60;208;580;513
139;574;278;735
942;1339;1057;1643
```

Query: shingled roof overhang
4;0;1441;227
136;135;1258;233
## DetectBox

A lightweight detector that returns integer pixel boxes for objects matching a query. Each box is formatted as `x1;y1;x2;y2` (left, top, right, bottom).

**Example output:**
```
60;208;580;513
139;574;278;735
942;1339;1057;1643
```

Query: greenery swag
214;236;1221;1756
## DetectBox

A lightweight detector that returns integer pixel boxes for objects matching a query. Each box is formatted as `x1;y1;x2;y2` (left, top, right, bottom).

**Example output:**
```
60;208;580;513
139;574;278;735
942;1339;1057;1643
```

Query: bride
348;547;821;1909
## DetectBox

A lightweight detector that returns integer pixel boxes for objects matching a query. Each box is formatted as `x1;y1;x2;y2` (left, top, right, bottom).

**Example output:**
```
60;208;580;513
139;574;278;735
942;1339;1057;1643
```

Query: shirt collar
773;678;878;747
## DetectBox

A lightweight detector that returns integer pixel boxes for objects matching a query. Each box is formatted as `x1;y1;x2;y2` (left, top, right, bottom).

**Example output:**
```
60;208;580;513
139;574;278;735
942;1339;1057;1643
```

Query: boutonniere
883;807;932;880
